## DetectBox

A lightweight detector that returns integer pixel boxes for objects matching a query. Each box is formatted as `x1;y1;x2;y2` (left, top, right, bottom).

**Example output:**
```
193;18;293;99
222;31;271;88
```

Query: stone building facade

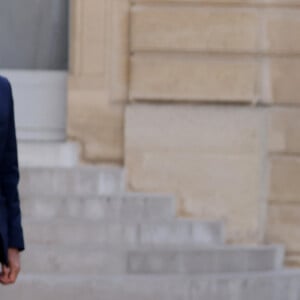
67;0;300;266
1;0;300;267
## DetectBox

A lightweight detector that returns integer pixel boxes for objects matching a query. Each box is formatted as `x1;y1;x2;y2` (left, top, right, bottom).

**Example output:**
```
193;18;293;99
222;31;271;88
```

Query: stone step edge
25;243;285;252
22;218;225;226
20;163;125;171
20;191;176;199
23;218;226;244
21;191;178;218
23;218;226;239
22;244;286;271
22;244;285;274
15;268;300;281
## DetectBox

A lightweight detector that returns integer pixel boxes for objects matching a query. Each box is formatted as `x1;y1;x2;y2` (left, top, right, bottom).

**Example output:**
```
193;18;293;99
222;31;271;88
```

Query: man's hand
0;248;21;285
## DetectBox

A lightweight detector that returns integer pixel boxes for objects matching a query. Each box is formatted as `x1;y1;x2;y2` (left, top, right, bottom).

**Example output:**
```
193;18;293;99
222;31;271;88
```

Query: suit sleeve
0;79;25;251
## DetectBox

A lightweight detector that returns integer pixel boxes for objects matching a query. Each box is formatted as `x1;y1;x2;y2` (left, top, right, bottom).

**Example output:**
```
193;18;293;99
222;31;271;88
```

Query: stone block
266;203;300;253
125;104;267;243
133;0;262;4
80;0;107;75
269;156;300;203
67;88;125;162
23;219;224;247
22;245;127;275
265;9;300;54
130;55;261;103
269;58;300;104
131;6;260;53
139;220;224;246
268;108;300;154
19;165;125;196
127;245;283;274
130;54;260;102
265;0;300;5
18;142;80;167
21;193;176;221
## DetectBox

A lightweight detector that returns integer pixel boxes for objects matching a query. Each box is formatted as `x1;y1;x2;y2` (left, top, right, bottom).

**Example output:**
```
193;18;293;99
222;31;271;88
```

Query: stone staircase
2;165;300;299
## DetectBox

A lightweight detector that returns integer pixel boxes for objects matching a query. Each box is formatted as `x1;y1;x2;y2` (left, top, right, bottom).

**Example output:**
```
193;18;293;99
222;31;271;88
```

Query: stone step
18;142;81;167
21;244;284;275
19;165;125;196
23;219;225;247
126;244;284;275
3;270;300;299
21;192;176;221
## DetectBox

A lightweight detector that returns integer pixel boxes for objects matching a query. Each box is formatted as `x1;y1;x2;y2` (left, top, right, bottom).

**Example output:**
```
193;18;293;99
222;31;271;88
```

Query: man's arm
0;79;24;285
0;79;24;252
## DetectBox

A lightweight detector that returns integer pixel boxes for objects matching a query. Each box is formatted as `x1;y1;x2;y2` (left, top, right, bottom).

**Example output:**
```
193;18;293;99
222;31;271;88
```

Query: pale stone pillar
67;0;130;162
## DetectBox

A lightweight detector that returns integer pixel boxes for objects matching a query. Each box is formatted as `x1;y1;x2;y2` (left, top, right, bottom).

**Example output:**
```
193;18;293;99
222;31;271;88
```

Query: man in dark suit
0;75;25;285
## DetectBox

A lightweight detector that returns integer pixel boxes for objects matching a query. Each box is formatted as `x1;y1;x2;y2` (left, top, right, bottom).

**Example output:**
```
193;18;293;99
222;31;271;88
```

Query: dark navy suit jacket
0;75;25;266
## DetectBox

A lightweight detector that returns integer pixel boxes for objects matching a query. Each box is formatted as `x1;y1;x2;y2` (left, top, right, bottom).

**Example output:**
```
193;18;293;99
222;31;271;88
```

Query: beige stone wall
67;0;129;163
266;108;300;267
68;0;300;265
125;105;268;244
129;2;300;104
125;0;300;264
